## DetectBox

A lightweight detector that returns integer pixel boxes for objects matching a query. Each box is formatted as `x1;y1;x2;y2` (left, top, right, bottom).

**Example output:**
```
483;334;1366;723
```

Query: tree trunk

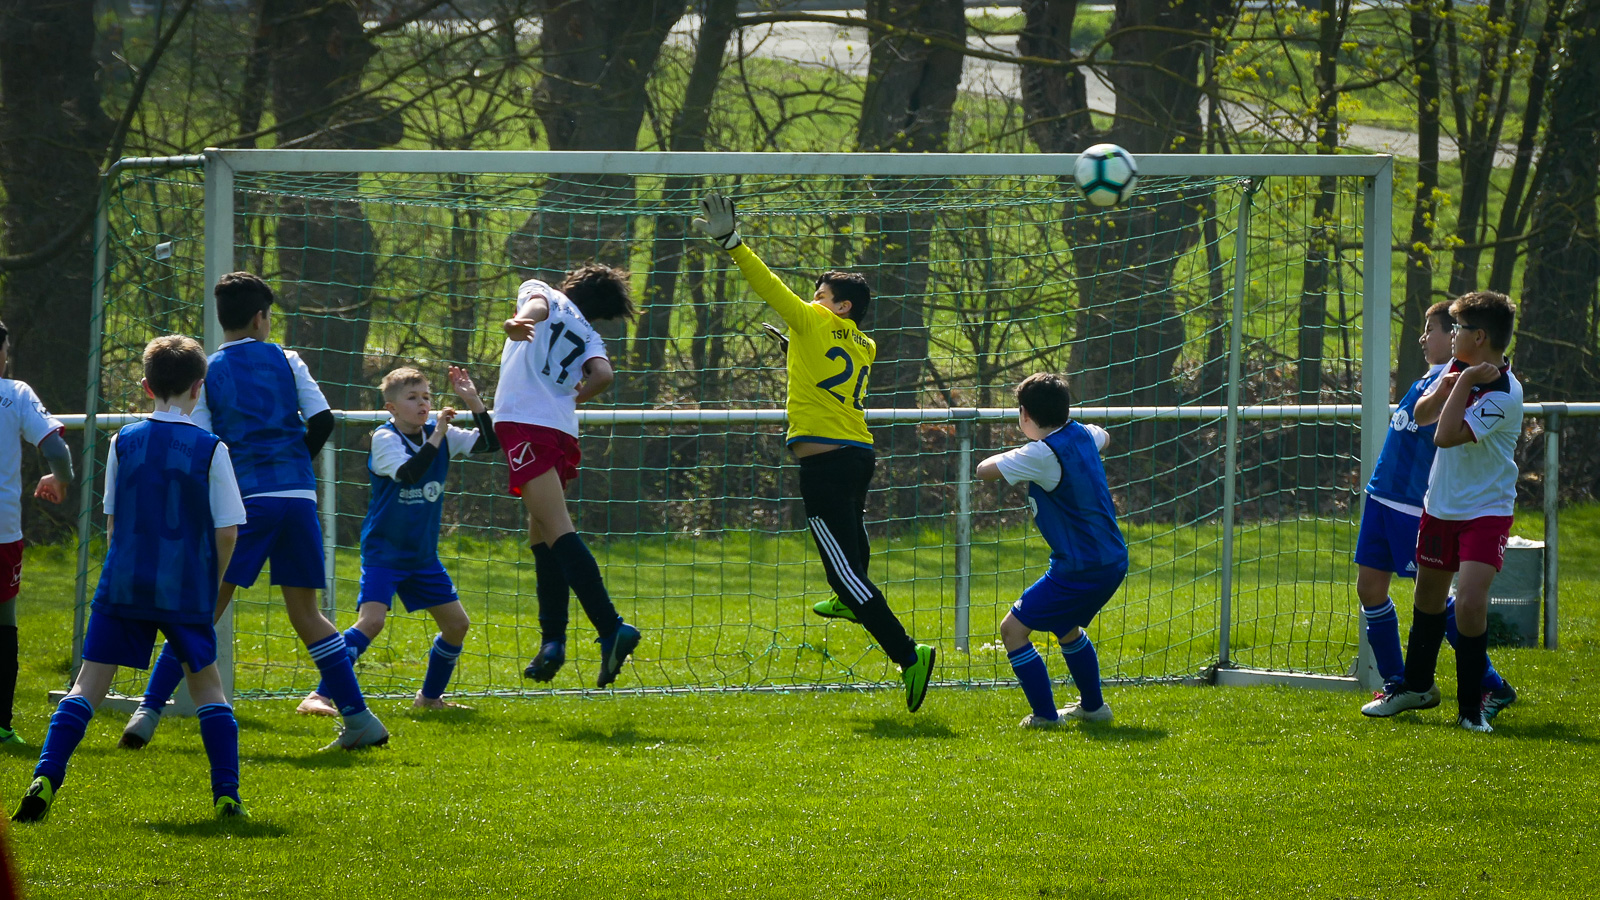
1489;0;1568;294
1398;2;1444;392
1447;0;1512;296
1018;0;1095;153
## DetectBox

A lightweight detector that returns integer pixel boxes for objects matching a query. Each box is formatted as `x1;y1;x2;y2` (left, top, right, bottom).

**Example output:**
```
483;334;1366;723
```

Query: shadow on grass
1497;720;1600;745
1077;723;1168;744
403;704;478;723
240;747;384;770
851;717;959;739
140;818;291;838
561;724;685;747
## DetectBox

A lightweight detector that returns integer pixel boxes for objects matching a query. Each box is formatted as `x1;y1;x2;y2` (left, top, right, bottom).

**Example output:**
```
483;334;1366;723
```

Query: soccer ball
1073;144;1139;207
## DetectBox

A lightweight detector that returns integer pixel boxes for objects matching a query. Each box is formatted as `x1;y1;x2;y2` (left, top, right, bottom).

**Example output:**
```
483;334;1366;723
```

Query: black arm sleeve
470;409;499;454
393;442;441;484
303;409;336;457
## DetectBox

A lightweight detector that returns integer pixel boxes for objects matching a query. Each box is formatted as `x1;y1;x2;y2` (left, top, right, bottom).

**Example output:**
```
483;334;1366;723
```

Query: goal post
78;148;1395;702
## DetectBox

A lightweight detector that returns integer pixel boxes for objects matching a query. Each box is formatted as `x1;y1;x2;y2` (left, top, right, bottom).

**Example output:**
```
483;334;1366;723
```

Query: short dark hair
0;319;9;347
817;271;871;323
214;271;275;331
1016;372;1072;429
562;264;635;322
1425;300;1455;330
143;335;208;401
1450;290;1516;352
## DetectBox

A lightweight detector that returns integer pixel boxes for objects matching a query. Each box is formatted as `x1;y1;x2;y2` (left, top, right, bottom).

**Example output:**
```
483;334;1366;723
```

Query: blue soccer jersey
202;340;317;497
994;423;1128;576
361;421;455;571
93;418;224;624
1366;363;1447;511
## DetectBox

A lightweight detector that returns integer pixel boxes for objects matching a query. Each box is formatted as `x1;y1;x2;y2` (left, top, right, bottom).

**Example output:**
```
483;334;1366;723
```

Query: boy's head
813;271;871;323
562;264;635;322
214;271;274;334
1448;290;1516;361
381;367;432;428
1421;300;1455;366
142;335;208;403
1016;372;1072;438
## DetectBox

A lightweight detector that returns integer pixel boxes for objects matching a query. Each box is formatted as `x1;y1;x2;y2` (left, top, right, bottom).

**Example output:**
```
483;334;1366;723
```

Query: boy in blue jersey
12;336;248;821
120;272;388;751
977;373;1128;727
296;366;499;715
1356;300;1512;717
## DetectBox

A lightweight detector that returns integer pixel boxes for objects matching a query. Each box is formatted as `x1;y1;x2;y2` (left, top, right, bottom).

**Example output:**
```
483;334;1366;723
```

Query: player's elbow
975;460;1003;482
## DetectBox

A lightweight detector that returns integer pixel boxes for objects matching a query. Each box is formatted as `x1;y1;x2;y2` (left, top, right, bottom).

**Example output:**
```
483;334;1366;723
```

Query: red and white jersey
1423;360;1524;520
492;279;610;438
0;379;64;543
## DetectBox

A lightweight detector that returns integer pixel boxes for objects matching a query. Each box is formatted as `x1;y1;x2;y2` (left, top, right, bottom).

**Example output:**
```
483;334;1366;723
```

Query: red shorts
0;540;21;602
495;421;581;494
1416;513;1513;572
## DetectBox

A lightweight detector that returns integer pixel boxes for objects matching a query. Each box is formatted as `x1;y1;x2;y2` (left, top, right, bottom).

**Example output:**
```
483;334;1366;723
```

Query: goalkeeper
693;193;936;712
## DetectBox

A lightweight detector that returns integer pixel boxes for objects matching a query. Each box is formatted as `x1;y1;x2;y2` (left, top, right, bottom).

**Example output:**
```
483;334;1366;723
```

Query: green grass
5;506;1600;897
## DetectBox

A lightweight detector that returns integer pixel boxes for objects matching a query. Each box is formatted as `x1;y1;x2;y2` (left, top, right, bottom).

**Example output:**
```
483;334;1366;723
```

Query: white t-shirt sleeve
1464;390;1514;442
102;434;119;516
368;429;410;481
190;387;212;432
988;440;1063;492
13;382;63;445
581;321;609;366
282;349;332;418
445;424;479;458
516;279;556;318
209;443;247;527
1083;424;1110;454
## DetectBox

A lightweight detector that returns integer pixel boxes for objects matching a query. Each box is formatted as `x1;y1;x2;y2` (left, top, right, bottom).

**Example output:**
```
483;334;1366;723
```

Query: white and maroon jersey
0;379;64;543
492;279;609;438
1423;360;1524;520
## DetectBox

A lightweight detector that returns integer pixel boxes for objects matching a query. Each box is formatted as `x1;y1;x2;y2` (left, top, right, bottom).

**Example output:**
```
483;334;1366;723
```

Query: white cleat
1456;715;1494;734
1059;702;1114;723
1019;713;1065;729
118;706;162;750
322;709;389;751
1362;682;1441;717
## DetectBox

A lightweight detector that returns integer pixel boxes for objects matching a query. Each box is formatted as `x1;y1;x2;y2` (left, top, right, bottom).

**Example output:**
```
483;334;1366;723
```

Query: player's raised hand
693;193;742;250
433;406;458;435
33;474;65;504
447;365;484;411
761;323;790;353
504;316;538;341
1460;362;1500;386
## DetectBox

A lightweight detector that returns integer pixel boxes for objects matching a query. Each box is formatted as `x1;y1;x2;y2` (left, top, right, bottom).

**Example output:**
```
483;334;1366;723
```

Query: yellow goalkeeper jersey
729;244;875;448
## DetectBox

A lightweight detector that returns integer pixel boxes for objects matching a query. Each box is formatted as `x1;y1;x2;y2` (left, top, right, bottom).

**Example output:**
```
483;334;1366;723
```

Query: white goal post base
1211;668;1363;692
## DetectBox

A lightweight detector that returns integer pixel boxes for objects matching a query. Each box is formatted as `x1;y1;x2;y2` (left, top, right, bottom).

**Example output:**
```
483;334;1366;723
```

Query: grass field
3;507;1599;897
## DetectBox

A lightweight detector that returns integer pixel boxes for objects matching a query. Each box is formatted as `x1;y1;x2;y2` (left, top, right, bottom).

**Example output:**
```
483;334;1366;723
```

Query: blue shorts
358;563;459;613
1354;497;1422;578
226;496;325;590
82;610;217;672
1010;563;1128;636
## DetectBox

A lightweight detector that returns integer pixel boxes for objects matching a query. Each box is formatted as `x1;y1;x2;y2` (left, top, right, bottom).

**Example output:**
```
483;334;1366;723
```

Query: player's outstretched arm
976;457;1005;482
694;192;811;329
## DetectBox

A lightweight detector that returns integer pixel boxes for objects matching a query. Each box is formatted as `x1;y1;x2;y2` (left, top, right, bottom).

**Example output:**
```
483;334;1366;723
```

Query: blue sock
550;532;621;639
420;635;462;700
196;703;240;803
141;643;185;711
1445;597;1506;691
34;695;95;790
1007;644;1057;719
316;627;372;698
1363;599;1406;683
1060;632;1106;712
307;633;367;717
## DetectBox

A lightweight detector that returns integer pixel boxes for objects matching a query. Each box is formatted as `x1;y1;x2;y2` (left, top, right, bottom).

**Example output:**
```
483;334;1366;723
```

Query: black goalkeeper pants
798;446;919;668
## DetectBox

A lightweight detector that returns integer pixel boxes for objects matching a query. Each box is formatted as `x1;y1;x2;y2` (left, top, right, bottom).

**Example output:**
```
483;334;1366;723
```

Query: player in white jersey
493;265;643;689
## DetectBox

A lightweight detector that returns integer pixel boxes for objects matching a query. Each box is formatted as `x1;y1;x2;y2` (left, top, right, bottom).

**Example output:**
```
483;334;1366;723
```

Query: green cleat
0;726;24;746
812;598;857;622
901;644;936;713
11;777;54;823
215;796;250;819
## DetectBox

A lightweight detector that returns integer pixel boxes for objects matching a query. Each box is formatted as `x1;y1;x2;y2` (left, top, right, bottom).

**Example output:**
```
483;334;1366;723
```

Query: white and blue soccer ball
1073;143;1139;208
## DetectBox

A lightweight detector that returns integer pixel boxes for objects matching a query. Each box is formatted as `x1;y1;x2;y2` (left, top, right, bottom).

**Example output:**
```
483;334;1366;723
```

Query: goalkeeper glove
761;323;790;353
693;193;741;250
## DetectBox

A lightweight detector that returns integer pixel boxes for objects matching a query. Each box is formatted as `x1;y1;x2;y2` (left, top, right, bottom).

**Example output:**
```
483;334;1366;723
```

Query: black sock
851;597;919;669
1456;630;1490;723
0;625;16;731
530;542;571;646
550;532;620;639
1403;607;1449;694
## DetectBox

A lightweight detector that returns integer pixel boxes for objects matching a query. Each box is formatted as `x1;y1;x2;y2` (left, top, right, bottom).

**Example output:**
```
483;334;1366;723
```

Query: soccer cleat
812;598;858;622
1482;681;1518;720
119;706;161;750
523;641;566;682
214;796;250;818
295;691;339;717
1457;715;1494;734
1019;713;1064;729
901;644;936;713
1361;682;1441;717
1059;701;1114;723
412;692;473;711
322;709;389;751
11;777;53;823
597;623;642;689
0;726;24;746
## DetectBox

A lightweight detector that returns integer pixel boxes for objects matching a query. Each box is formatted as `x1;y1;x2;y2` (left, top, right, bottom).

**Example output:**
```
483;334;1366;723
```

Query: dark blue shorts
226;496;325;590
1354;497;1422;578
1010;563;1128;636
358;563;459;613
82;610;217;672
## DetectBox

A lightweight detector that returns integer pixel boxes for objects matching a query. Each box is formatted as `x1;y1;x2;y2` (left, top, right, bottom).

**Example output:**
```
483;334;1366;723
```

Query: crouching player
1356;300;1513;718
298;366;499;715
13;336;248;821
976;374;1128;727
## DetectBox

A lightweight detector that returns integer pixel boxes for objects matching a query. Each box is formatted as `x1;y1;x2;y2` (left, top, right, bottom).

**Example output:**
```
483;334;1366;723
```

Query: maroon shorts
0;540;21;602
1416;513;1513;572
495;421;581;494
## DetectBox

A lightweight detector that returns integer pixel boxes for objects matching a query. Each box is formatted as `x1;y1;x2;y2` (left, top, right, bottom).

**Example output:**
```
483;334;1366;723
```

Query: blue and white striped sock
1060;632;1105;712
420;635;462;700
307;633;367;717
1007;644;1057;720
35;695;95;790
1363;599;1406;683
316;627;373;699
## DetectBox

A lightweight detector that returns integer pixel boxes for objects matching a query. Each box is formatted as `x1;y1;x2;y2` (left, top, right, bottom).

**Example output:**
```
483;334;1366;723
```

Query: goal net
79;150;1392;699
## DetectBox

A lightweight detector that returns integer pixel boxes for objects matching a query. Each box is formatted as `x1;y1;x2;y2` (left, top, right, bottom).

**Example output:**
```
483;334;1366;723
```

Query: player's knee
999;613;1030;643
1057;626;1083;646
